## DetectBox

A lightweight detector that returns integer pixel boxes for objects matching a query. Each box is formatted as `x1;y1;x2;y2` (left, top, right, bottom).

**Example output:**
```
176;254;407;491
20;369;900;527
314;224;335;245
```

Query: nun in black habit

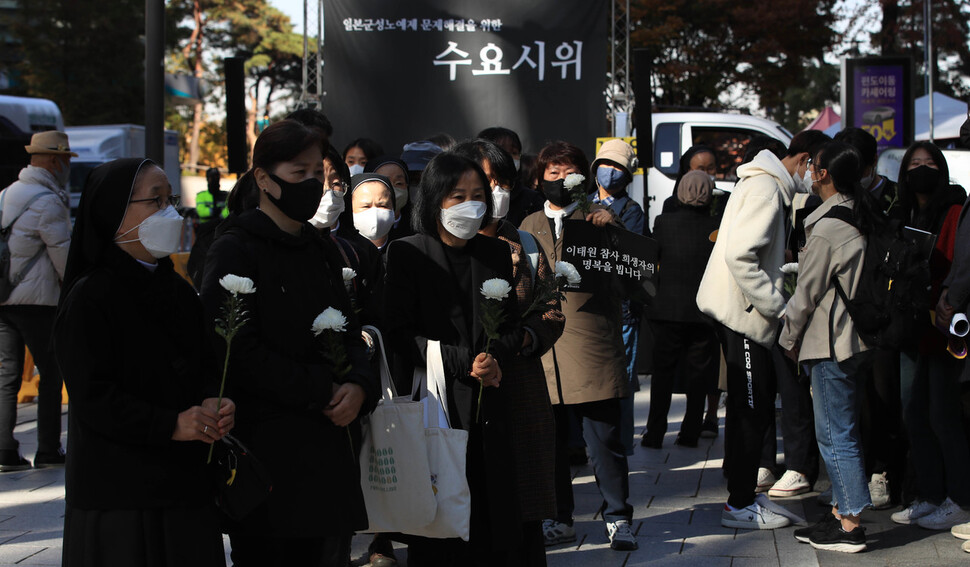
54;158;235;567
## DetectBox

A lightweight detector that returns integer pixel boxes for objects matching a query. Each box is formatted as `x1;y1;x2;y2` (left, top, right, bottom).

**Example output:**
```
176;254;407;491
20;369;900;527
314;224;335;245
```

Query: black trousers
773;346;819;482
861;348;904;499
715;324;777;509
228;533;351;567
645;320;719;445
0;305;62;454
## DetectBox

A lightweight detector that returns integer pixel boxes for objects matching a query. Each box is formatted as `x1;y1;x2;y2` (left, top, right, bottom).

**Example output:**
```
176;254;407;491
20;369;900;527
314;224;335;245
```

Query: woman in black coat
384;152;526;566
54;158;235;566
201;120;377;566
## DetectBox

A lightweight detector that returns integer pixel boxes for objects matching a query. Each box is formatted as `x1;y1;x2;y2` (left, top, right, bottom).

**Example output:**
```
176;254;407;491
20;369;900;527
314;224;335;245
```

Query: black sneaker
674;435;698;448
794;513;840;543
640;433;662;449
700;417;719;439
0;450;31;472
808;521;866;553
34;449;65;469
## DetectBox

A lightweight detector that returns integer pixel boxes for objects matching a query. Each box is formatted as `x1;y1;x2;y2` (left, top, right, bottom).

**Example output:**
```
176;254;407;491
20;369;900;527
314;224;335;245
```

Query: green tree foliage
10;0;145;125
872;0;970;98
631;0;839;130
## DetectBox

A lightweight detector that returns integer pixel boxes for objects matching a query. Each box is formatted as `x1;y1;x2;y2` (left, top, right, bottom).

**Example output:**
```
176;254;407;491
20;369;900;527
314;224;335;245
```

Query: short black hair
787;130;831;158
833;127;878;167
412;152;493;237
477;127;522;154
741;136;787;165
451;139;516;188
286;108;334;137
343;138;384;161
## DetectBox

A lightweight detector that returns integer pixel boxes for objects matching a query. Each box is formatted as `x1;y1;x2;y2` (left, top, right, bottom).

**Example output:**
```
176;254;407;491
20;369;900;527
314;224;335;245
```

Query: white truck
614;112;794;231
65;124;181;212
0;95;67;190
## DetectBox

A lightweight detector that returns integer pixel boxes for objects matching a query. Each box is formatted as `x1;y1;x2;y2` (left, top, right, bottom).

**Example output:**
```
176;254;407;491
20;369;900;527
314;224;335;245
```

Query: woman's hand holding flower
586;209;613;227
324;382;366;427
471;353;502;388
202;397;236;437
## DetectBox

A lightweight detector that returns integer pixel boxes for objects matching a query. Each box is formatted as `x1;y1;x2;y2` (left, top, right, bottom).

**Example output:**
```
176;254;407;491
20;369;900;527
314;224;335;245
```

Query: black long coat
200;209;377;538
55;245;216;511
383;233;525;551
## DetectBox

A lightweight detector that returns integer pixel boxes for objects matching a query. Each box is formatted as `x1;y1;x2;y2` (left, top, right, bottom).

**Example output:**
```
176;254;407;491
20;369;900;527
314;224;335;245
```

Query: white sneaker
917;498;970;530
542;519;576;546
963;539;970;553
868;472;891;510
768;470;811;498
756;467;776;493
891;500;938;525
721;500;792;530
951;521;970;540
606;520;638;551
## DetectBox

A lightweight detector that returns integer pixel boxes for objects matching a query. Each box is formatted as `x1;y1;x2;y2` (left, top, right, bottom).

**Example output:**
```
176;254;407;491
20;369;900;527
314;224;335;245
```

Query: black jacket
200;209;377;537
54;246;215;510
648;205;720;323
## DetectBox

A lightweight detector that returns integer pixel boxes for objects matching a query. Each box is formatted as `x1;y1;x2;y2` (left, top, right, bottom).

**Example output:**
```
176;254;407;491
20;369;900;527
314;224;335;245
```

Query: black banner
323;0;609;155
560;219;659;295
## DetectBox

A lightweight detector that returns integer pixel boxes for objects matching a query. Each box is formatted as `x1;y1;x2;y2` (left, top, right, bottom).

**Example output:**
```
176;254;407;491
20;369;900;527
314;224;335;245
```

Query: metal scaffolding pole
608;0;633;137
299;0;324;109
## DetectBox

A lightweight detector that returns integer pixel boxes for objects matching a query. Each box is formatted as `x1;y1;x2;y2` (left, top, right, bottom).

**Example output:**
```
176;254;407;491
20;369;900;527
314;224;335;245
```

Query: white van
622;112;794;231
0;95;65;134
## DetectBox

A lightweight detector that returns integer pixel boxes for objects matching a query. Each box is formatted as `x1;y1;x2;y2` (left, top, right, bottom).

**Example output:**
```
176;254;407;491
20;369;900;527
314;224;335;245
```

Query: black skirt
62;505;226;567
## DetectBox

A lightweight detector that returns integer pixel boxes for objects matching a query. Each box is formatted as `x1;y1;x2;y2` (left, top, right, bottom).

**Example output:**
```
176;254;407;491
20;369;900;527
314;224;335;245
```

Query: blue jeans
809;353;872;516
900;351;970;506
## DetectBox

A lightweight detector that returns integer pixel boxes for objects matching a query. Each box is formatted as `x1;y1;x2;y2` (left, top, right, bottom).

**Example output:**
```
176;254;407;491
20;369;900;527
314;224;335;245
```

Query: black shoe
700;418;719;438
0;450;31;472
34;449;65;469
808;521;866;553
674;435;698;448
640;433;662;449
794;513;840;543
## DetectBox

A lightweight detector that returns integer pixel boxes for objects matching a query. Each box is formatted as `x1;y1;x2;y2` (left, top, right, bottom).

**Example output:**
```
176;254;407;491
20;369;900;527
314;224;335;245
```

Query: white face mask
440;200;486;240
348;164;365;176
116;205;183;259
353;206;396;242
860;170;874;189
797;166;813;194
491;186;511;219
513;159;521;171
393;186;409;212
310;190;345;229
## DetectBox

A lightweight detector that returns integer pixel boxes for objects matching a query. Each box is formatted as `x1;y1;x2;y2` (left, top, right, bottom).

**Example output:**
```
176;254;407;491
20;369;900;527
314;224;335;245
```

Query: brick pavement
1;378;967;566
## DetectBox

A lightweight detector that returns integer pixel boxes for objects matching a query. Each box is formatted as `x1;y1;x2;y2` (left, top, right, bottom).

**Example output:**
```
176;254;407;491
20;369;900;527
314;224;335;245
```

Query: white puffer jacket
696;150;797;348
0;166;71;306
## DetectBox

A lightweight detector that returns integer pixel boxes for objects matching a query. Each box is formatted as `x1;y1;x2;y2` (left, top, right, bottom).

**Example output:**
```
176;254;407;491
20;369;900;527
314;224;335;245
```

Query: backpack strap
0;190;48;231
518;230;539;284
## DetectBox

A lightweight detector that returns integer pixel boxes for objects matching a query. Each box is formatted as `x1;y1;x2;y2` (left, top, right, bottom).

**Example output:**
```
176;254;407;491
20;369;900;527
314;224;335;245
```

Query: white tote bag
404;340;471;541
358;326;437;533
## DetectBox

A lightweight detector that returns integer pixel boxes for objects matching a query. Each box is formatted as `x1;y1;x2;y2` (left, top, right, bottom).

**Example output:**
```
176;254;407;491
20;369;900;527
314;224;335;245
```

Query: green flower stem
207;332;232;464
476;337;493;424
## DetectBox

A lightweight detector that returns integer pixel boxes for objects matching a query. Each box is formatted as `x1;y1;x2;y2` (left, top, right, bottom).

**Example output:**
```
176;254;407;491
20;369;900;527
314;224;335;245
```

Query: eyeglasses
130;195;181;209
328;181;346;193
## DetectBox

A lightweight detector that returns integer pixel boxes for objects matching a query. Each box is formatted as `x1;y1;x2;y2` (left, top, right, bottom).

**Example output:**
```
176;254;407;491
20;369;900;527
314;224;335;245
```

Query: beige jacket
779;193;868;362
519;206;629;405
696;150;796;348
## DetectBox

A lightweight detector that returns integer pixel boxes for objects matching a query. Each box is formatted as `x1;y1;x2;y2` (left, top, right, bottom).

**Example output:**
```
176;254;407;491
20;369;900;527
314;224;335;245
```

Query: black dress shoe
675;435;698;448
640;434;662;449
34;449;65;469
0;450;31;472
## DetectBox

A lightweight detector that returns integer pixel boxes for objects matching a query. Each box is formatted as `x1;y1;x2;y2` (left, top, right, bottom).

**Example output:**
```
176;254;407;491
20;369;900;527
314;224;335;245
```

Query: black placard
323;0;608;154
560;219;658;295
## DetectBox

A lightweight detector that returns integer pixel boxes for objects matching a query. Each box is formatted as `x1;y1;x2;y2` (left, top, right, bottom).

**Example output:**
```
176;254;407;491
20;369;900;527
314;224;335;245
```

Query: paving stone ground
1;376;966;566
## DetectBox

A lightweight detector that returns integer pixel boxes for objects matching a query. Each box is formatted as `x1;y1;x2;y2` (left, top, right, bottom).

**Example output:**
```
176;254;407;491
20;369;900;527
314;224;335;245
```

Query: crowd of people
2;109;970;565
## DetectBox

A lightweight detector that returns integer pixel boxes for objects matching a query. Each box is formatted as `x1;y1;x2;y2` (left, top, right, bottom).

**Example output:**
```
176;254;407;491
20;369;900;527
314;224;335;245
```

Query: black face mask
906;165;941;195
267;173;324;221
541;179;572;207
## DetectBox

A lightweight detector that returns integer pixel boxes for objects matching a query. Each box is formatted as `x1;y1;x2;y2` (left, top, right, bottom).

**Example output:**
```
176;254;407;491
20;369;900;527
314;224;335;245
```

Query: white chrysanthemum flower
555;261;582;285
480;278;512;301
312;307;348;335
780;263;799;275
563;173;586;189
219;274;256;295
342;268;357;282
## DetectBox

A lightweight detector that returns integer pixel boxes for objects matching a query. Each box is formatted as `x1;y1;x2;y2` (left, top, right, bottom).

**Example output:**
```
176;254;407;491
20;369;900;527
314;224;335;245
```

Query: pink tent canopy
804;106;841;132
